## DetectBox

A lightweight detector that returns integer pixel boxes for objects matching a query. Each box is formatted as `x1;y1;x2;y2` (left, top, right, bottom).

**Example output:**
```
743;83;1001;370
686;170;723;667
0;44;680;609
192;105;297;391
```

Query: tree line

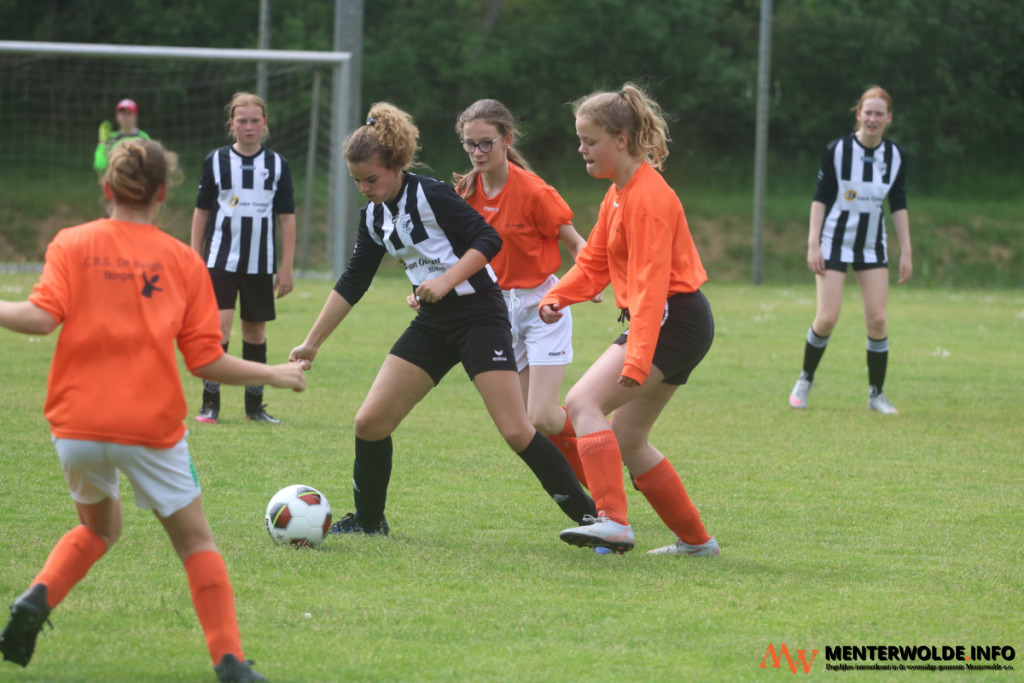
3;0;1022;190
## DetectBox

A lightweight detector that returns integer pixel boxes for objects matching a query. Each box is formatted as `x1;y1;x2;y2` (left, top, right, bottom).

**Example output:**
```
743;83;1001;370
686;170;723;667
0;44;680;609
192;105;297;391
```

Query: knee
527;405;564;436
812;315;838;337
501;425;538;453
865;312;888;338
353;408;393;442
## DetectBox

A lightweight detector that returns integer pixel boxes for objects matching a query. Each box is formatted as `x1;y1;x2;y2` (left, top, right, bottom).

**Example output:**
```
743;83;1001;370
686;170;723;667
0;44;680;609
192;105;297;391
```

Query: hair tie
366;116;377;126
618;90;626;98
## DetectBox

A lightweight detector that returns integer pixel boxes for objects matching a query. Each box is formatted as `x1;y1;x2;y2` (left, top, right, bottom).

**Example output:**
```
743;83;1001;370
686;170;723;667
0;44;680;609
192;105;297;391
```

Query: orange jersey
540;163;707;384
464;162;574;290
29;219;224;448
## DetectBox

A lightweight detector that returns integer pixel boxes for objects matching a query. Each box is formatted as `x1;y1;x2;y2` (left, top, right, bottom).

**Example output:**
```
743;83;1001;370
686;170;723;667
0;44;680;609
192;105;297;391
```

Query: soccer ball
264;485;332;547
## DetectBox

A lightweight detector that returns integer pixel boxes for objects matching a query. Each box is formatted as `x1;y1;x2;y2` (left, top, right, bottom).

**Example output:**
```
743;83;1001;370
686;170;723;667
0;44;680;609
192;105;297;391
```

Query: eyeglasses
460;135;502;154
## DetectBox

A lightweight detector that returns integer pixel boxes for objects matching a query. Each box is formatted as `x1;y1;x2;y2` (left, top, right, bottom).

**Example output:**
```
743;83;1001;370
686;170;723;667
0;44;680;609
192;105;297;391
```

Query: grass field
1;268;1022;682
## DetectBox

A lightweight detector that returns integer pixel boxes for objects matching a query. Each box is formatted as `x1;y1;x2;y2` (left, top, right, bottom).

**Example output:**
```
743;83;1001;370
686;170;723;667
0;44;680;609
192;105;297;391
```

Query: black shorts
614;290;714;386
824;260;888;273
389;288;516;384
208;268;276;322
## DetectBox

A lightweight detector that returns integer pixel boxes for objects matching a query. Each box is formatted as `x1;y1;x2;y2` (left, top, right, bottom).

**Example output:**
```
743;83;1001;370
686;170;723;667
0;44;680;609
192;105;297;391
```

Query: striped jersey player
190;92;296;425
789;85;913;415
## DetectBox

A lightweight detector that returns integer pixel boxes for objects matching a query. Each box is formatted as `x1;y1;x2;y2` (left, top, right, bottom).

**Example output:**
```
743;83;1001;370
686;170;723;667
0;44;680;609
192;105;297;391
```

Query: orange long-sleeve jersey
539;162;707;384
464;162;574;290
29;219;225;449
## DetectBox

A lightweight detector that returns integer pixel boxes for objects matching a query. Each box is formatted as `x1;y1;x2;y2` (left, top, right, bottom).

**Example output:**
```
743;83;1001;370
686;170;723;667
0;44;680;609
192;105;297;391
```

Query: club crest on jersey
844;189;858;201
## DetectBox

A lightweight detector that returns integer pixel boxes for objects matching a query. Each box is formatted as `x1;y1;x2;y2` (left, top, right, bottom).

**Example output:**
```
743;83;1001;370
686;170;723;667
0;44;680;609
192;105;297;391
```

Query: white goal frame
0;40;355;276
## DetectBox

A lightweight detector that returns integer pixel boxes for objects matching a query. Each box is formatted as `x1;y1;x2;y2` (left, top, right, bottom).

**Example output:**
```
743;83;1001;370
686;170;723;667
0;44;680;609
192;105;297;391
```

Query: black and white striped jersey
334;172;502;305
813;133;907;265
195;145;295;275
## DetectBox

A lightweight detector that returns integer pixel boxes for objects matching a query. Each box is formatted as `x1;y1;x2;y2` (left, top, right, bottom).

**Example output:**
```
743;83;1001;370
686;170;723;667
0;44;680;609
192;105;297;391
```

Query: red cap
116;98;138;114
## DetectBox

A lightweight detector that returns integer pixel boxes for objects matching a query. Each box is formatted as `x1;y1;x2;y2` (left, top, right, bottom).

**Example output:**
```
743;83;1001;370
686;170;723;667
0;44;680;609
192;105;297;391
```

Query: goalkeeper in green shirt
93;98;150;175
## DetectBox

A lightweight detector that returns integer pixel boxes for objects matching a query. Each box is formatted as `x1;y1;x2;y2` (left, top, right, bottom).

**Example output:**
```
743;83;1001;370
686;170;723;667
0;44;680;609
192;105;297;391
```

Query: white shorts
54;435;201;518
503;273;573;372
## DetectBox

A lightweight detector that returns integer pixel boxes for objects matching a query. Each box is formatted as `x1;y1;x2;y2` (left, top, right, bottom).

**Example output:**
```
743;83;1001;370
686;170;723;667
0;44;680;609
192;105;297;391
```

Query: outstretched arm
192;354;306;392
0;300;59;335
289;289;354;369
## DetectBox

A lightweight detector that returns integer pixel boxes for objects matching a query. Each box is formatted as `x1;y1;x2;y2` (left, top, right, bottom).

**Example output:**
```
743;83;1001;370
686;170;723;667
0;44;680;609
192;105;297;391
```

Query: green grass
1;269;1023;681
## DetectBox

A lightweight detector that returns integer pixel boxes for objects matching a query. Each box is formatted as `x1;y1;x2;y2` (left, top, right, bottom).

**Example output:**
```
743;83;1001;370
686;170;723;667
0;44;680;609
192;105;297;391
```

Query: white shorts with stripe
53;435;201;518
503;273;573;372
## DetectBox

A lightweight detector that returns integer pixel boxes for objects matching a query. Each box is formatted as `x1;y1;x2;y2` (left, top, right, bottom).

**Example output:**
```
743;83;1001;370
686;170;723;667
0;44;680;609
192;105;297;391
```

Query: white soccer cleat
789;375;812;409
867;392;898;414
648;537;721;557
560;514;634;553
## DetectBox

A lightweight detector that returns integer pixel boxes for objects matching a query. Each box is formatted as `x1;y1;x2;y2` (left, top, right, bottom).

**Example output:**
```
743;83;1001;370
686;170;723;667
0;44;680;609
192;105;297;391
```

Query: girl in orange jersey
539;83;720;557
449;99;598;488
0;139;305;681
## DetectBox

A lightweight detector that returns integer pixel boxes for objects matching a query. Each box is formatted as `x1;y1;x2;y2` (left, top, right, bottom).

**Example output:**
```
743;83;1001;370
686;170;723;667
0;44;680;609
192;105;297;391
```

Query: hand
98;120;113;143
590;292;604;304
897;252;913;284
414;277;452;304
617;375;641;388
288;343;317;371
275;267;294;299
539;303;562;324
406;293;420;311
807;244;825;276
268;361;307;392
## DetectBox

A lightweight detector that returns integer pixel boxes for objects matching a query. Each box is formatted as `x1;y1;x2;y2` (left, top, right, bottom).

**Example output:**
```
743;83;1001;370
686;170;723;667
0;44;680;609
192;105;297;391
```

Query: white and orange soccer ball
264;485;332;547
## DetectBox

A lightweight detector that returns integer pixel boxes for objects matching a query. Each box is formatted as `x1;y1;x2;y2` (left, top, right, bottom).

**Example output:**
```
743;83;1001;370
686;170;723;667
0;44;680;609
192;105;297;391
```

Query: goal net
0;42;353;274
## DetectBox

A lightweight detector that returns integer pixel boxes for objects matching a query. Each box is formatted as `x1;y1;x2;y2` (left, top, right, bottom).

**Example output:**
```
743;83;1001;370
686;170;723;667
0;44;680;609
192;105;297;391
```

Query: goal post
0;40;355;276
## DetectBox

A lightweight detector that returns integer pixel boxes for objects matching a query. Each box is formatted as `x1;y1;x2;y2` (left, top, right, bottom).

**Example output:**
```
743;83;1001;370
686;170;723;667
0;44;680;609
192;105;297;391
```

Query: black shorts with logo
208;268;276;322
389;288;515;384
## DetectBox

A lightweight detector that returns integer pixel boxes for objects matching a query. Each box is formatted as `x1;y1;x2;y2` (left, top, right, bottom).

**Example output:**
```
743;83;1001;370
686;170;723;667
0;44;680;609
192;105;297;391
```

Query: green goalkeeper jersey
93;125;151;173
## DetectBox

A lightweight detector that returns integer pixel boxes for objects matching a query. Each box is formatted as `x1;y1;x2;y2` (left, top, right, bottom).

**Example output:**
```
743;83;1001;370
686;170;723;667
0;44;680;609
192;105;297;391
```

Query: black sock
867;337;889;395
353;436;393;526
516;431;596;524
202;342;229;405
242;340;267;413
802;328;829;381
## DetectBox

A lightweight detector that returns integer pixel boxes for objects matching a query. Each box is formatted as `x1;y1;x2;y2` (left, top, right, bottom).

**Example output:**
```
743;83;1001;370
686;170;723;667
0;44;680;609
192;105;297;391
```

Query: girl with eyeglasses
289;102;595;537
446;99;598;490
539;83;719;557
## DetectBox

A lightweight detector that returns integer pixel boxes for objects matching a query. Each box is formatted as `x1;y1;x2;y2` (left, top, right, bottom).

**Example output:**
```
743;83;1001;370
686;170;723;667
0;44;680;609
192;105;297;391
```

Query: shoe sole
560;530;634;553
789;394;807;409
195;416;217;424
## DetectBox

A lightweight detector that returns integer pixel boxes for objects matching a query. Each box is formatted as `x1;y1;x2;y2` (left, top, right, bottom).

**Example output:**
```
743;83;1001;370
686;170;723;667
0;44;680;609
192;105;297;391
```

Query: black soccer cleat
329;512;389;536
196;401;220;424
214;653;268;682
245;405;281;424
1;584;52;668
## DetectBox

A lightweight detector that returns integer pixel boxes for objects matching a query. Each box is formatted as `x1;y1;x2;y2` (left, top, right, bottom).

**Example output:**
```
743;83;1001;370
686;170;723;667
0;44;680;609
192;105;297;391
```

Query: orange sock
577;430;628;525
183;551;244;665
547;408;588;489
634;457;711;545
32;524;107;609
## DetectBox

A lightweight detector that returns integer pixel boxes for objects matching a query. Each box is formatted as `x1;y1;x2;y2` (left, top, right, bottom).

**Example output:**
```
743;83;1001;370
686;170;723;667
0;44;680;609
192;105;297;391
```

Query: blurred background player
191;92;297;424
788;85;911;414
289;102;595;536
93;98;149;176
540;83;719;557
0;138;305;682
448;98;598;489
